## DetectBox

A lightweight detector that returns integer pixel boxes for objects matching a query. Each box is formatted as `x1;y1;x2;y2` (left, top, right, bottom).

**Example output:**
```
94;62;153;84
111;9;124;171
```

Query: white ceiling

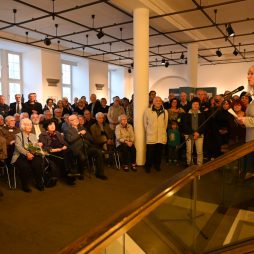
0;0;253;68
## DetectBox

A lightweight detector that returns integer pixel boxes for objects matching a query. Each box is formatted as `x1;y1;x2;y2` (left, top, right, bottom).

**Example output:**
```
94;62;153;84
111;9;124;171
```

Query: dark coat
8;102;25;115
39;131;67;152
63;125;93;156
181;112;206;135
90;122;114;145
87;100;101;117
23;101;43;116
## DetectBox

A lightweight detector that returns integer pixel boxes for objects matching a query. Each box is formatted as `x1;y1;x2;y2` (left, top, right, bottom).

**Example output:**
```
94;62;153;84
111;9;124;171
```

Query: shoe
123;165;129;172
67;170;81;177
45;177;58;188
78;174;84;180
155;166;161;171
66;177;76;185
131;165;137;171
244;172;254;180
22;187;32;193
36;183;44;191
95;174;108;180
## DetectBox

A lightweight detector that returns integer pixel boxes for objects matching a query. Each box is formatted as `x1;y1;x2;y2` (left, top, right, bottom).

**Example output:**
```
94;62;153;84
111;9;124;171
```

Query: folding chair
0;161;16;189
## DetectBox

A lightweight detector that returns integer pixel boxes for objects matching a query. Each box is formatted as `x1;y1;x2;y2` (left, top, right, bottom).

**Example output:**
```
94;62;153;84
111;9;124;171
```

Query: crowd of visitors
0;65;254;196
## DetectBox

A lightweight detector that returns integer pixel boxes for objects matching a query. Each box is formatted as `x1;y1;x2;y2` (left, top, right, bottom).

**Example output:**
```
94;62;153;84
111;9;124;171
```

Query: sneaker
95;174;108;180
123;165;129;172
131;165;137;171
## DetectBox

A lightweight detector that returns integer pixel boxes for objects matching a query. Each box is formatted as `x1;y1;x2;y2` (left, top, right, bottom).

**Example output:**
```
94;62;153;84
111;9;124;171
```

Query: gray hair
20;118;32;131
5;115;15;124
95;112;104;120
118;114;127;123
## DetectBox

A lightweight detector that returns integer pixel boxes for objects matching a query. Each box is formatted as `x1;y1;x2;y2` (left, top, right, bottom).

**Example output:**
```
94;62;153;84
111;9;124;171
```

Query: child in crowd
167;120;180;164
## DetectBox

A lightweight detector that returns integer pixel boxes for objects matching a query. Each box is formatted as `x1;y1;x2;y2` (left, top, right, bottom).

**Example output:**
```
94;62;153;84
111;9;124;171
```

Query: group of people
145;65;254;174
0;65;254;195
0;93;136;194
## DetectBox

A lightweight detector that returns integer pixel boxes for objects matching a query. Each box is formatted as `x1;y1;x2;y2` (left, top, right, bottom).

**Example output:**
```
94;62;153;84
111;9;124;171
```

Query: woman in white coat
144;96;168;172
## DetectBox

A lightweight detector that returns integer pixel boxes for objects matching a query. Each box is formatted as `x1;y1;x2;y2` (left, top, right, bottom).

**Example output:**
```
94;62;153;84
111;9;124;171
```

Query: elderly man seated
90;112;114;151
64;114;107;180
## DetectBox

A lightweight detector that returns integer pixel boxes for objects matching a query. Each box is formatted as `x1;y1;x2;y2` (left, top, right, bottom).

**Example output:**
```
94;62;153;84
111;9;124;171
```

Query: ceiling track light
161;58;165;65
51;0;55;20
128;67;132;74
44;36;51;46
165;61;169;68
97;28;104;39
216;48;222;57
226;23;235;37
25;31;28;43
13;9;17;24
233;47;238;56
180;52;184;60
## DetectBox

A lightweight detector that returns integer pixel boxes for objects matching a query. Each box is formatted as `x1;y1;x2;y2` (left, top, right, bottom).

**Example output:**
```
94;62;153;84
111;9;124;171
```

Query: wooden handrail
57;140;254;254
205;237;254;254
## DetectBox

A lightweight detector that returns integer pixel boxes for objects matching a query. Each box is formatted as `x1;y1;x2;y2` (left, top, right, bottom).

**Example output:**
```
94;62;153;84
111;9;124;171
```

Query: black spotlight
216;48;222;57
180;52;184;60
165;61;169;68
226;24;235;37
131;62;134;68
233;47;238;56
97;28;104;39
44;36;51;46
128;68;132;73
161;58;165;65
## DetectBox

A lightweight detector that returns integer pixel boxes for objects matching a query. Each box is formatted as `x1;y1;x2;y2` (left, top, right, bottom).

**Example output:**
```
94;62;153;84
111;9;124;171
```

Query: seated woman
90;112;114;151
39;119;76;185
0;116;20;164
115;114;136;171
11;118;44;192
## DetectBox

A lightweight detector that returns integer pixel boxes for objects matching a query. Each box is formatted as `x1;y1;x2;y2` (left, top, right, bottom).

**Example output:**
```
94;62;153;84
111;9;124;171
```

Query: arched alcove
151;76;187;100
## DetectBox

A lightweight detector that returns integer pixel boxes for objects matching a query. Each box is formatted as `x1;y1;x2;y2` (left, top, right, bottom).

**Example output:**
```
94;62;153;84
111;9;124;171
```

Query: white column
133;8;149;165
187;43;198;88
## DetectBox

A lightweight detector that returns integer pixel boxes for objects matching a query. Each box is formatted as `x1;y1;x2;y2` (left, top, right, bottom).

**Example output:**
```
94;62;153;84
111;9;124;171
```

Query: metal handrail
57;140;254;254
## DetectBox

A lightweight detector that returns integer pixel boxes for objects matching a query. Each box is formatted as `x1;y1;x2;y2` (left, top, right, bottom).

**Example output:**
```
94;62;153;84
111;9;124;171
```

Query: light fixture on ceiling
97;28;104;39
131;62;134;68
216;48;222;57
161;58;165;65
226;23;235;37
44;36;51;46
233;47;238;56
25;31;28;43
128;68;132;73
165;61;169;68
180;52;184;60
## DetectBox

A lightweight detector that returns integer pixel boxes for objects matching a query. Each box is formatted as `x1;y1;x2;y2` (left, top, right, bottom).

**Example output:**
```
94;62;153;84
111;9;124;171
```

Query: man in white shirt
30;113;45;140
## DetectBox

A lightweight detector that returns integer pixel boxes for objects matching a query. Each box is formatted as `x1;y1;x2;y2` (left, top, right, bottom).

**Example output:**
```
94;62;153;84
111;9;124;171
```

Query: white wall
109;66;125;101
148;62;254;100
41;50;62;104
23;49;43;102
89;60;108;101
198;62;253;94
72;58;89;101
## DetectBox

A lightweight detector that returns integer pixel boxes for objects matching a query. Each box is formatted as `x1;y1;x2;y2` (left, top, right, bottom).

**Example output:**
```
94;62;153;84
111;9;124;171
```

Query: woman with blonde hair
237;65;254;178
